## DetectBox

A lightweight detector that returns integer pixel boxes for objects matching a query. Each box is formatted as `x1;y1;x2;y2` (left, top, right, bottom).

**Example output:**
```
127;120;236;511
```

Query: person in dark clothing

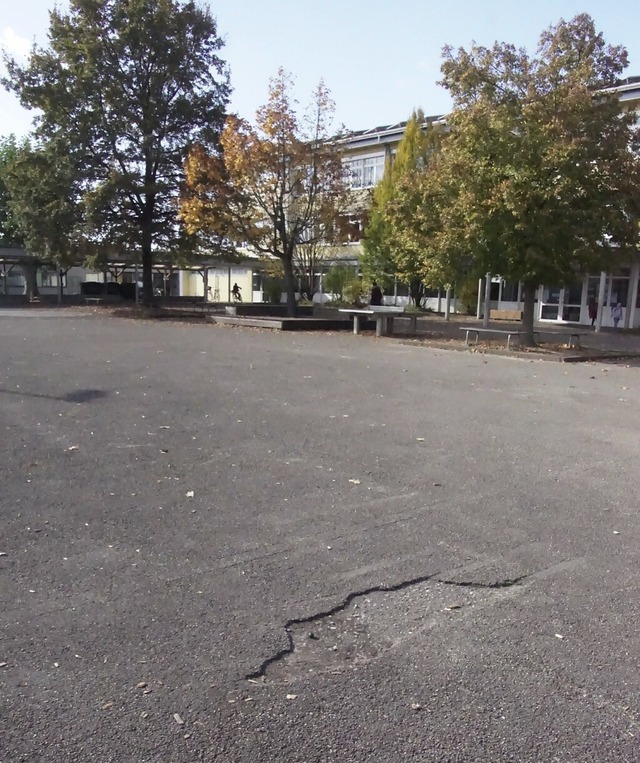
370;281;383;306
588;299;598;327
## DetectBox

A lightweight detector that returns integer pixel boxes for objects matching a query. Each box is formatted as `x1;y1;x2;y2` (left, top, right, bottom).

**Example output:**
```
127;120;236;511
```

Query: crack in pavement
245;571;528;680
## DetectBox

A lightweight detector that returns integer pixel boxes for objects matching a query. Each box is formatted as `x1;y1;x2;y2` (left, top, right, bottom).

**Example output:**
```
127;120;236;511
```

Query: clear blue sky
1;0;639;138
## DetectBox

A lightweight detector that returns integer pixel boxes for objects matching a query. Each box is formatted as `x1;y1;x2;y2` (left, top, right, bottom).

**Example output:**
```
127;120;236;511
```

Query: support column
437;288;442;315
57;263;62;304
203;268;209;303
444;287;451;321
595;271;607;333
476;278;483;319
628;262;639;330
483;273;492;328
393;279;398;306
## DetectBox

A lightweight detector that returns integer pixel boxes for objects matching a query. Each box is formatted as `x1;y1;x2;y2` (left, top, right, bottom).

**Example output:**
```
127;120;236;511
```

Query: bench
461;327;585;350
84;296;105;305
489;309;523;321
339;306;416;337
460;326;524;349
533;330;584;350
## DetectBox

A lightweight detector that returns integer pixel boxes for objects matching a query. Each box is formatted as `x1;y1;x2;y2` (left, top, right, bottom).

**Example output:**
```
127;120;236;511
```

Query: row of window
344;155;386;189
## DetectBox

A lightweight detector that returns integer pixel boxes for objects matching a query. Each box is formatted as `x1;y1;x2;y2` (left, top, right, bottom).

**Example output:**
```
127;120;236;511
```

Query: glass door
539;286;560;320
561;283;583;322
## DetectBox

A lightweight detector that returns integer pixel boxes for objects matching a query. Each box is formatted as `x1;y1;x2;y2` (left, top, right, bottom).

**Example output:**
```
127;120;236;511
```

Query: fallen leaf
555;634;564;640
137;681;148;689
613;530;620;535
141;712;149;719
416;437;425;442
102;702;113;710
0;552;6;557
67;445;79;451
411;703;422;711
173;713;184;725
286;694;297;700
0;662;7;668
159;425;170;429
185;490;194;498
348;479;361;485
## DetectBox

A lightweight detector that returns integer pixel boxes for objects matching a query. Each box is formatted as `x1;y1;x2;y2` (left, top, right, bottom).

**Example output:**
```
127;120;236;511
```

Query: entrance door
539;284;583;322
561;283;583;322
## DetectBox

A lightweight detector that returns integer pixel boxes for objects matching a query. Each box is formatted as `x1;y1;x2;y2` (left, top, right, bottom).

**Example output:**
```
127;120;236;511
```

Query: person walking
611;302;623;329
231;283;242;302
370;281;383;306
588;299;598;327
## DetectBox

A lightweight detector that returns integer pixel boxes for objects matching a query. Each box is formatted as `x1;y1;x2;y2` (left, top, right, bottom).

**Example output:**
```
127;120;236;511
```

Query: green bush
265;278;283;304
343;278;365;306
456;277;479;315
323;264;356;301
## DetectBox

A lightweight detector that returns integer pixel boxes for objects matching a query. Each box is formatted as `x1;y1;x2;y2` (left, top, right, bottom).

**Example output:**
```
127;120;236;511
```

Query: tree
3;139;83;299
361;110;444;305
323;263;357;303
427;14;640;343
181;68;349;316
3;0;230;305
0;135;24;248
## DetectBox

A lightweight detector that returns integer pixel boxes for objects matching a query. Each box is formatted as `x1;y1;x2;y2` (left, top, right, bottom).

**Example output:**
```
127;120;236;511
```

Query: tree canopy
181;68;349;316
402;14;640;341
3;0;230;304
361;110;446;305
0;135;25;248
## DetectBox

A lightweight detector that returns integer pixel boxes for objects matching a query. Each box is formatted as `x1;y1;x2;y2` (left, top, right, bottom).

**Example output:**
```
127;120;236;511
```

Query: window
501;280;519;302
38;269;66;288
344;154;386;189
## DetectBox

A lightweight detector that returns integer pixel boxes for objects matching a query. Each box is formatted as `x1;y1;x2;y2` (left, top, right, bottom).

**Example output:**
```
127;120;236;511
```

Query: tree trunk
283;253;297;317
22;258;39;301
521;282;537;346
409;279;423;308
141;230;154;307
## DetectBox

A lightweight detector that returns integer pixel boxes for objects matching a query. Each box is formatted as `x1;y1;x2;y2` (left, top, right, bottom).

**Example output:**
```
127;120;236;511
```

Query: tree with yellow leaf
181;68;349;316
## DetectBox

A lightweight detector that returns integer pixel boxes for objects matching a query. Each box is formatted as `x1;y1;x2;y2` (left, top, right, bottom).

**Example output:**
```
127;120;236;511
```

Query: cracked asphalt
1;310;639;762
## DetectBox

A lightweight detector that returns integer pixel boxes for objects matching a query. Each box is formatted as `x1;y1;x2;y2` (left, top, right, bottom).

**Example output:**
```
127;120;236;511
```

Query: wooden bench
339;306;415;337
84;296;105;305
489;309;523;321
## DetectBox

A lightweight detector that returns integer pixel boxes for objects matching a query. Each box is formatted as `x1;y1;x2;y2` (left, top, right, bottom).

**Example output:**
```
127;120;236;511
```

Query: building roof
343;77;640;149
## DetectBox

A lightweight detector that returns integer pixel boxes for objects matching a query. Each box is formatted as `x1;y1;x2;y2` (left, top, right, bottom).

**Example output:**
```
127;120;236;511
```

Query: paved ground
1;310;639;762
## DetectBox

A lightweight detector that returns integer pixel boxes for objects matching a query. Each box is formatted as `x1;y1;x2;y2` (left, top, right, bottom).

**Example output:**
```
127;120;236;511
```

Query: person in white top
611;302;623;329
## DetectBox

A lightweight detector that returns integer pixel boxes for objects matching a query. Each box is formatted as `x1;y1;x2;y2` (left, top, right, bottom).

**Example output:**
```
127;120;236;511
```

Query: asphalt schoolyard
1;310;639;762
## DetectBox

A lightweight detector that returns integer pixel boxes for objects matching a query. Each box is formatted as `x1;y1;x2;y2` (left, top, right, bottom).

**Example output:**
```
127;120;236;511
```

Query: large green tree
3;0;230;305
427;14;640;343
0;135;24;248
181;69;349;316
